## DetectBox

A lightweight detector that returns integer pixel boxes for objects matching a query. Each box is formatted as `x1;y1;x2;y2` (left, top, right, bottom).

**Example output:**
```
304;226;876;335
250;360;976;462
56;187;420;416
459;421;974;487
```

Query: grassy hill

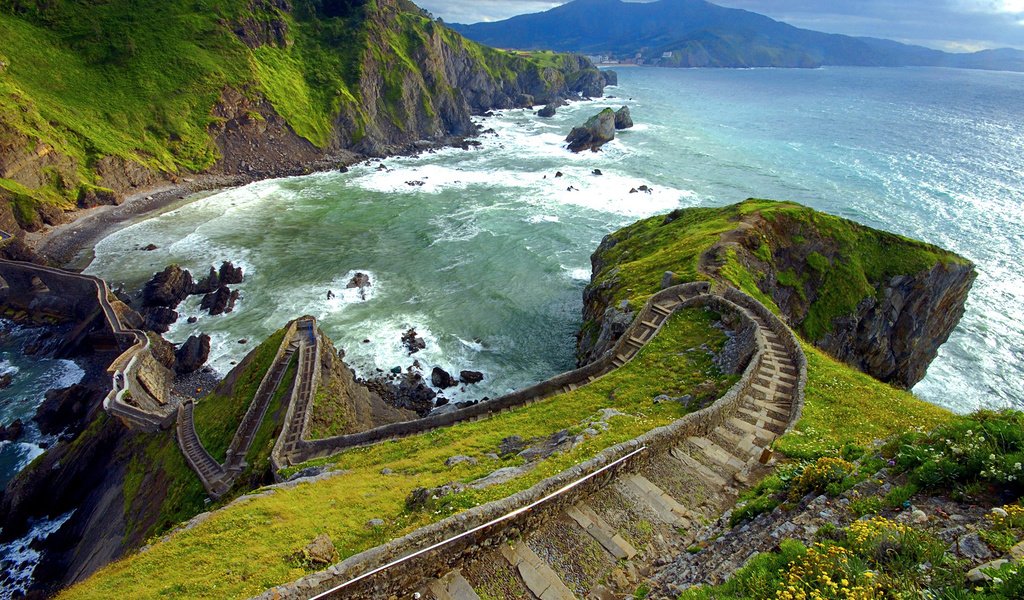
0;0;606;235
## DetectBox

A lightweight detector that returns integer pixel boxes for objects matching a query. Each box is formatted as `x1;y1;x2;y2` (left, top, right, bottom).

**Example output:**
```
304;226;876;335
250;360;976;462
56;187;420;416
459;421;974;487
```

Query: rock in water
200;284;238;315
192;266;219;295
142;265;193;308
0;373;12;390
460;370;484;384
431;367;456;389
0;419;24;442
537;104;557;118
565;108;616;152
401;328;426;354
142;306;179;334
614;106;633;130
346;272;371;289
175;334;211;374
218;261;243;285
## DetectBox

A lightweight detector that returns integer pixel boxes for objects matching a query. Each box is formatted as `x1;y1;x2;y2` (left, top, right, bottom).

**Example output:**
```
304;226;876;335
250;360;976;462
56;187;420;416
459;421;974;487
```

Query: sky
417;0;1024;51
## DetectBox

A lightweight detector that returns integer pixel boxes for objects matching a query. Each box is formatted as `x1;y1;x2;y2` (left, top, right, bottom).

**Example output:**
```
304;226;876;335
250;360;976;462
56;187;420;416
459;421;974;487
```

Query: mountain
451;0;1024;72
0;0;609;253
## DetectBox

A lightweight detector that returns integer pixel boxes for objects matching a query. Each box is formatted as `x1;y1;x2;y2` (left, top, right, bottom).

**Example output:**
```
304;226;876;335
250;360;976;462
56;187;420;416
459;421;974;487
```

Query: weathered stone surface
35;383;103;437
614;106;633;130
218;261;244;285
175;334;211;374
957;532;993;561
294;533;337;568
431;367;456;389
565;108;616;153
0;373;11;390
142;265;193;308
444;455;477;467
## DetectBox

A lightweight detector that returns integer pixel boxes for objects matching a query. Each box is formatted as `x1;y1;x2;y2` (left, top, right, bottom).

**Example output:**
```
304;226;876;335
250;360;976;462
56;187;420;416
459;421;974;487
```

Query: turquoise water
85;66;1024;413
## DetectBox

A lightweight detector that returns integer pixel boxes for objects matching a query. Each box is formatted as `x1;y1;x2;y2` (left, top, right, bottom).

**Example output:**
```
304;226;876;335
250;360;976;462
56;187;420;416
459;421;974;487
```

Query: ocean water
0;321;84;488
85;66;1024;413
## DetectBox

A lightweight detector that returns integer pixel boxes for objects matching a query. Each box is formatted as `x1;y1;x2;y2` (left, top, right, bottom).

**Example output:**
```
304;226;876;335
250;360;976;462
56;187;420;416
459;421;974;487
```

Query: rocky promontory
579;200;974;388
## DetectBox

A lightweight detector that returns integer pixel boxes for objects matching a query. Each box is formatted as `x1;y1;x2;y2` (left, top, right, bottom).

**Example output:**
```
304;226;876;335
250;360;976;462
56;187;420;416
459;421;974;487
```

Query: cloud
421;0;1024;51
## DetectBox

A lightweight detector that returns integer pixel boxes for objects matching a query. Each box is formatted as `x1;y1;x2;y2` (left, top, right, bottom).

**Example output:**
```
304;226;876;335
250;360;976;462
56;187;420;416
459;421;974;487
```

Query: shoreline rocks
566;108;616;152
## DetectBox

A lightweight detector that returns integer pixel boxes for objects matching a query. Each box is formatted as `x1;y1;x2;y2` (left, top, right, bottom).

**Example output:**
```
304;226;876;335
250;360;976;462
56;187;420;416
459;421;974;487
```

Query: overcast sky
417;0;1024;51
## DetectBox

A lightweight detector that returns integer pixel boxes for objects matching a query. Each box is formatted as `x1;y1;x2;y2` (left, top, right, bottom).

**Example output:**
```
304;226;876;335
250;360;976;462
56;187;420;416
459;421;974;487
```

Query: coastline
25;151;362;271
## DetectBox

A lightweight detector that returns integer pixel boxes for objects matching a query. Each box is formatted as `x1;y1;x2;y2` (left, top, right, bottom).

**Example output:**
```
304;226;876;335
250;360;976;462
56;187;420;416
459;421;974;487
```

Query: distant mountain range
451;0;1024;72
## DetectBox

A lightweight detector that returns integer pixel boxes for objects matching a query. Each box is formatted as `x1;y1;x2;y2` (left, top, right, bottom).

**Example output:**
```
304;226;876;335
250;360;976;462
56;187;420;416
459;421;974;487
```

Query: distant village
586;51;676;65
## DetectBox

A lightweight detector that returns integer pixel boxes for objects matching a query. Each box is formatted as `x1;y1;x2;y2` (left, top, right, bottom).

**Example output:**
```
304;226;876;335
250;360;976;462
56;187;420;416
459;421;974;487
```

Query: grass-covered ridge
0;0;597;230
588;199;968;344
62;307;734;599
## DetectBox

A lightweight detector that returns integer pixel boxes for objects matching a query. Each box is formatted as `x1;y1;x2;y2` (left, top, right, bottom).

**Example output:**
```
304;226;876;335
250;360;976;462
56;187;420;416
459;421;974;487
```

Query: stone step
736;406;788;430
500;542;577;600
565;503;637;560
640;319;660;329
651;303;673;317
617;473;692;527
426;569;481;600
687;437;746;472
669;448;728;489
726;417;776;445
709;427;760;460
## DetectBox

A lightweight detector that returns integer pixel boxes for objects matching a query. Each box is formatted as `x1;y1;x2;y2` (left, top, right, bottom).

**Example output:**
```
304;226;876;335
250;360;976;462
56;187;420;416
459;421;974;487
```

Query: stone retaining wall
0;258;175;431
258;289;791;600
287;282;712;465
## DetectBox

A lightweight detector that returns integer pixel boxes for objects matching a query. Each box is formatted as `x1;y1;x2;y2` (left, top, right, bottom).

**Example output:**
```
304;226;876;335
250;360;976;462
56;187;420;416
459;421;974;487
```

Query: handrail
310;446;649;599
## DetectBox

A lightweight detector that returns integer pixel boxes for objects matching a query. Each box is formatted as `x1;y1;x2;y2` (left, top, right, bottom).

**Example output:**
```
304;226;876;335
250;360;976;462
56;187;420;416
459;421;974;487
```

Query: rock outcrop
141;265;193;309
614;106;633;129
577;200;975;387
174;334;211;374
566;108;616;152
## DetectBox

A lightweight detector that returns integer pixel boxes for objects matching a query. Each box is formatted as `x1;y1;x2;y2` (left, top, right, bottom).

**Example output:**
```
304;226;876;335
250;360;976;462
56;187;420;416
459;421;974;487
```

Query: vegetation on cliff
582;199;974;387
62;307;734;598
0;0;606;235
681;410;1024;600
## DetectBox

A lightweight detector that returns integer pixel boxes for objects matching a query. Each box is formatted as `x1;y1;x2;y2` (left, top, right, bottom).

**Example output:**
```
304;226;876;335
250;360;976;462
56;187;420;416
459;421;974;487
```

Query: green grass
62;307;734;599
192;327;287;463
774;343;952;460
585;199;968;345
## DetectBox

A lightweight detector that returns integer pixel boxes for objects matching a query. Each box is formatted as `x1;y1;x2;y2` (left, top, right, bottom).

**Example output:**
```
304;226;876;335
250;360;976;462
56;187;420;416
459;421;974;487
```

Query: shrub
788;457;856;501
774;544;881;600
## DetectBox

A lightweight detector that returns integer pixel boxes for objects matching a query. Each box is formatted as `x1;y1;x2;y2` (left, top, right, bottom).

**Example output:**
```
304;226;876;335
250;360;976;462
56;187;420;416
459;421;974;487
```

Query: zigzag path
264;285;804;599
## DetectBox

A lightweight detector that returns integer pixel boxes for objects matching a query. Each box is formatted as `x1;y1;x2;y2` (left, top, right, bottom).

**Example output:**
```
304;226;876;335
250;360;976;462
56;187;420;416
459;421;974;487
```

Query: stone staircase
415;297;801;600
177;317;316;498
266;287;805;600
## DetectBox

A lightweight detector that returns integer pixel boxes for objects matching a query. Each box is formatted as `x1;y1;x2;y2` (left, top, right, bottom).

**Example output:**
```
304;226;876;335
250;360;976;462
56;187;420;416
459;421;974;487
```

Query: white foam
563;267;592;282
526;215;560;224
0;510;75;599
0;359;18;378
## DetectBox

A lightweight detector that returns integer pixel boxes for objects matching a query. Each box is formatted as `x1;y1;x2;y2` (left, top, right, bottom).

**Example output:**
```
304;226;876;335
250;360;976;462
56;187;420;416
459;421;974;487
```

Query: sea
75;66;1024;415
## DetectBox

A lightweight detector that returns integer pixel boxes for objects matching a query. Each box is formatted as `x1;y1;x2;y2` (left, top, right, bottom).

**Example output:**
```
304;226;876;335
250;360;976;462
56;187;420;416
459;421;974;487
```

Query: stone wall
286;282;713;466
258;288;798;599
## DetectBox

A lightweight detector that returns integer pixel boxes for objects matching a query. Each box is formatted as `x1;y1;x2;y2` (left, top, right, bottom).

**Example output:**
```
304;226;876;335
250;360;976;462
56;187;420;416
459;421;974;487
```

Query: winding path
0;258;174;430
176;317;313;498
261;284;806;599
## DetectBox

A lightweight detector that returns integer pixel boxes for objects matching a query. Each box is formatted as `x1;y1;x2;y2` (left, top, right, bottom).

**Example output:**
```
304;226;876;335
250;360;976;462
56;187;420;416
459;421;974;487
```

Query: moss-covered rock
580;199;975;387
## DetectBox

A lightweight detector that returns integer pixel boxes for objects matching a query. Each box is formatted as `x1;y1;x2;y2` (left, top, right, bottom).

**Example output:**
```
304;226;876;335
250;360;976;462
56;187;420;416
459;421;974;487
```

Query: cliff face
0;0;609;247
578;200;975;388
0;318;416;596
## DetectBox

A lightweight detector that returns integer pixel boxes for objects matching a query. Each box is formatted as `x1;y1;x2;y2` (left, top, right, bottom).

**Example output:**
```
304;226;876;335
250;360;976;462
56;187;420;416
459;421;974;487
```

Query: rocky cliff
0;0;609;251
579;200;975;388
0;317;414;596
